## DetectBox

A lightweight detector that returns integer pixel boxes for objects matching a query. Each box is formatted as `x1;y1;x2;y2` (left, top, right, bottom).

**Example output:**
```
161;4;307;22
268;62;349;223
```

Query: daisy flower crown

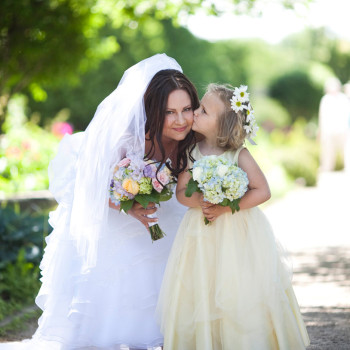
230;85;259;144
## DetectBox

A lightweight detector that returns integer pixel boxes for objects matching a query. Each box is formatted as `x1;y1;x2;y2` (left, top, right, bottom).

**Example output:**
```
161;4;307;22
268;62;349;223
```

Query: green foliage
0;203;51;269
279;120;319;186
0;203;49;322
28;20;250;130
2;0;296;130
328;40;350;84
0;307;41;337
120;184;174;212
281;150;318;187
253;96;292;128
0;0;113;90
0;249;41;304
251;119;319;193
0;95;59;194
0;0;118;130
269;69;323;122
219;198;241;214
119;199;135;213
282;27;350;84
185;176;200;198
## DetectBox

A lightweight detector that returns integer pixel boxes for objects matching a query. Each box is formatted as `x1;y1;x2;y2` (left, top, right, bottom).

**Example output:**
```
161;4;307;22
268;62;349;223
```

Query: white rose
193;167;203;182
217;165;228;177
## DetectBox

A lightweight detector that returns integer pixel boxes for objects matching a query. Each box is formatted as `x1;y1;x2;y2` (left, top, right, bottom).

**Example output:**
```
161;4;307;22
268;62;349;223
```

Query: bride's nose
194;107;200;116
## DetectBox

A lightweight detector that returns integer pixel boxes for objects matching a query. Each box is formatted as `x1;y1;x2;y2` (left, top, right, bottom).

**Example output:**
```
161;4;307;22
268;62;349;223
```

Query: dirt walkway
265;171;350;349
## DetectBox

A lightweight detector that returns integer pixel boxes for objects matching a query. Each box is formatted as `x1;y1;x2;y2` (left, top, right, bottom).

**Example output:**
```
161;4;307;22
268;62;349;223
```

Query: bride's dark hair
144;69;199;177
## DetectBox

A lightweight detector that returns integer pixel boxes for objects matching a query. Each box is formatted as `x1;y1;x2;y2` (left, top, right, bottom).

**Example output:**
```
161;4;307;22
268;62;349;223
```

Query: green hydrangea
139;177;152;194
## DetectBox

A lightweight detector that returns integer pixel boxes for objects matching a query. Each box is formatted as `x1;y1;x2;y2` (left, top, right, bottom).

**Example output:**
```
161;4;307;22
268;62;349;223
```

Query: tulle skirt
26;196;187;350
156;207;310;350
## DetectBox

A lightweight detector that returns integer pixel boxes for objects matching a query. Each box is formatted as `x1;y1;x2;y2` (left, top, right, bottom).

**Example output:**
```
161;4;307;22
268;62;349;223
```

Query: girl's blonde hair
207;83;248;151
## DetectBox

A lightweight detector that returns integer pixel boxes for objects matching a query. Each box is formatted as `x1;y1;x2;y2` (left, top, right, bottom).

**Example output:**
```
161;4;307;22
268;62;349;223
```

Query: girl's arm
202;148;271;221
235;148;271;209
176;168;204;207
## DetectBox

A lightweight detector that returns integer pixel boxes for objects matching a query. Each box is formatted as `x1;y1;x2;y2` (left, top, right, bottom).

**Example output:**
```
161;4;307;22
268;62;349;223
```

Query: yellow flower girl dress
156;145;310;350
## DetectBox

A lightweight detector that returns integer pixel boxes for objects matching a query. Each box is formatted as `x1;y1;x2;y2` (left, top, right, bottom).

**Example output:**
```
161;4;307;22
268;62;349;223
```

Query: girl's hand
128;202;158;231
198;193;208;209
201;204;230;222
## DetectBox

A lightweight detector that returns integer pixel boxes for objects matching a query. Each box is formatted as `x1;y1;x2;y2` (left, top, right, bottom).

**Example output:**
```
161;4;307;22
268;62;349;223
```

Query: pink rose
157;171;170;185
118;157;131;167
152;178;163;193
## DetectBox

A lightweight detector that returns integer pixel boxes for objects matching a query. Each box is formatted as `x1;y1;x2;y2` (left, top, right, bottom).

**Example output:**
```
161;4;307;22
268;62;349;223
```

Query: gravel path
265;171;350;349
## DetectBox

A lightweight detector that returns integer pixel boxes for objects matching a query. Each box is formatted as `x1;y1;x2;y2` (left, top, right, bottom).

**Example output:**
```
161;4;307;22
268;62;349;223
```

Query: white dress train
4;134;187;350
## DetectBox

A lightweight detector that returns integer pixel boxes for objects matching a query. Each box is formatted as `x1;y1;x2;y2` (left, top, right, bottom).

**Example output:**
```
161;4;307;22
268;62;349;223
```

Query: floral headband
230;85;259;145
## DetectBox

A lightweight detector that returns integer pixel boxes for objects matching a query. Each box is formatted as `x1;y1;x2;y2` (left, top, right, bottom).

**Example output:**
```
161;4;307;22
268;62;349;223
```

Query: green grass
0;305;41;339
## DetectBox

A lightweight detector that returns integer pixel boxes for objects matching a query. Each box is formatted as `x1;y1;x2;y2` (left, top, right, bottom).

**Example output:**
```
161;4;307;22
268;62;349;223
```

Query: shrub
271;119;319;186
0;249;40;306
253;96;292;129
0;204;51;269
0;95;60;195
0;204;51;320
250;118;319;198
269;69;323;122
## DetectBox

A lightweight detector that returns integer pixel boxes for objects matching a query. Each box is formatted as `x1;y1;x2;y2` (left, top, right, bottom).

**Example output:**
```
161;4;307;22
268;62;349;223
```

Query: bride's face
162;89;194;142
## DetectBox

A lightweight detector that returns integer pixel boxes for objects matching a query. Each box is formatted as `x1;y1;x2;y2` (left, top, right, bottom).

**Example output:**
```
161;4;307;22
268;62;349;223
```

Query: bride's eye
165;110;174;115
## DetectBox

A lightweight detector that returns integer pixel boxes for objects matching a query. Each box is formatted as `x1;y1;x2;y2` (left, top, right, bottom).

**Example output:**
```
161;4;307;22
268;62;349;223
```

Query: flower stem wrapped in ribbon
110;156;175;241
185;155;249;225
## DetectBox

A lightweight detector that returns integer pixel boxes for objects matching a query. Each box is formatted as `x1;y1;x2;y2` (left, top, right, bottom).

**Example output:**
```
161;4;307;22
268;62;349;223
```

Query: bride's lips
173;126;188;132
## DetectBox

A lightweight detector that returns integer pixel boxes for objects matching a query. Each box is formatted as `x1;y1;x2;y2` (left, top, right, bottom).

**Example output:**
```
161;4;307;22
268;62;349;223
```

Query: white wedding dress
2;137;187;350
0;54;188;350
32;191;185;350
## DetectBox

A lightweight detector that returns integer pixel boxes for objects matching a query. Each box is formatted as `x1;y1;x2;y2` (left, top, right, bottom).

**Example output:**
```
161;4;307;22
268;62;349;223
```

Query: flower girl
156;84;310;349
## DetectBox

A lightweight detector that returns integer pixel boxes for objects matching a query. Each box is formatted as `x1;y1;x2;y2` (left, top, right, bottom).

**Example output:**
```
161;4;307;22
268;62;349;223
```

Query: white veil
48;54;183;270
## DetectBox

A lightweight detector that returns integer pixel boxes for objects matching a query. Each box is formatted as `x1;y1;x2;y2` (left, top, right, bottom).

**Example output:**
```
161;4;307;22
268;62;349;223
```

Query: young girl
156;84;310;349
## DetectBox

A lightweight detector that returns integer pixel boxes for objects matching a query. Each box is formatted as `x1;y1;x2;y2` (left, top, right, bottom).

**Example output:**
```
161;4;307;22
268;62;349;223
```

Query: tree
28;19;250;130
281;27;350;84
269;70;323;122
0;0;311;131
328;41;350;84
0;0;117;130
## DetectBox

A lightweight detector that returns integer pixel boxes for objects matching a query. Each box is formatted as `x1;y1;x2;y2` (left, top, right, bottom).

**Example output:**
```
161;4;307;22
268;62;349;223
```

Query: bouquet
185;155;249;224
109;156;174;241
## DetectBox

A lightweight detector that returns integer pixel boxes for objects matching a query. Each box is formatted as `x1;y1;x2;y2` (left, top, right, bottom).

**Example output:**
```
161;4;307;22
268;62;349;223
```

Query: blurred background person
318;77;350;172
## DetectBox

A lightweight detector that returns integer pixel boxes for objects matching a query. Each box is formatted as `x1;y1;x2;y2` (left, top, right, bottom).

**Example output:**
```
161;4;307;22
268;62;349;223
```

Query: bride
18;54;199;350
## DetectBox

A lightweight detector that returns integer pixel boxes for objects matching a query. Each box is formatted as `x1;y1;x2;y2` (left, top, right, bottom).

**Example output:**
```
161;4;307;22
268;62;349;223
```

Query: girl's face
192;92;225;138
162;89;194;142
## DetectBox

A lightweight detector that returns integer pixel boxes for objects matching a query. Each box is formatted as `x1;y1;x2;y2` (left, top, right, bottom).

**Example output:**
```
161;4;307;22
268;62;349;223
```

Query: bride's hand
128;202;158;230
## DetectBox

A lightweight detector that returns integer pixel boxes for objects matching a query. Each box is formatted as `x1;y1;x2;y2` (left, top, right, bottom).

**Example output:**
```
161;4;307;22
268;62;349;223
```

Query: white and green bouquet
185;155;249;224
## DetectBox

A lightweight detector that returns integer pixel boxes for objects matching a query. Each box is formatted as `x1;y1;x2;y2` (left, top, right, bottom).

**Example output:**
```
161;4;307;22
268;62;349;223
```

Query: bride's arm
176;169;203;208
